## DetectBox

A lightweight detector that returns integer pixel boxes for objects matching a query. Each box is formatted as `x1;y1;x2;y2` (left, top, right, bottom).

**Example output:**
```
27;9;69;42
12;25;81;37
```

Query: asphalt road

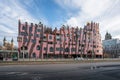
0;62;120;80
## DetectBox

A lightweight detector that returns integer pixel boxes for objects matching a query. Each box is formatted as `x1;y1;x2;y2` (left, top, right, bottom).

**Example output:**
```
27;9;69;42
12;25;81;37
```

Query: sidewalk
2;58;120;61
0;58;120;65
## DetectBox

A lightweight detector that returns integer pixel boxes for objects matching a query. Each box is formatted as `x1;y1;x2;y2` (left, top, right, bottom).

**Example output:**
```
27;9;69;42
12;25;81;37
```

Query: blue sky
0;0;120;46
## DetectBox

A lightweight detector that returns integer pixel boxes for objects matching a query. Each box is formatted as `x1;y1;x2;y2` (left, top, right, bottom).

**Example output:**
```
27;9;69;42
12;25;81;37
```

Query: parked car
0;54;3;61
74;57;84;60
12;54;18;61
12;56;18;61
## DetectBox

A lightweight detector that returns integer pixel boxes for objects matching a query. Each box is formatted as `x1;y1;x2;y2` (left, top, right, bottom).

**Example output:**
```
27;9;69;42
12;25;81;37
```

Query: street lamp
17;36;22;61
90;23;96;70
21;46;25;61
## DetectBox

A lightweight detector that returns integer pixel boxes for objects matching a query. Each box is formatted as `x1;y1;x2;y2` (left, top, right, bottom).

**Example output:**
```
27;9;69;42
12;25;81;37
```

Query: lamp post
90;23;96;70
17;36;22;61
18;48;20;61
23;46;25;61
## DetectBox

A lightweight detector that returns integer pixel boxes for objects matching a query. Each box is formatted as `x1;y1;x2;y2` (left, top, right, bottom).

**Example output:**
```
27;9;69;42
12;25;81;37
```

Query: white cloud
66;17;79;27
81;0;113;17
55;0;85;9
113;35;120;39
0;0;39;33
0;0;38;44
55;0;120;40
0;0;40;46
0;25;15;33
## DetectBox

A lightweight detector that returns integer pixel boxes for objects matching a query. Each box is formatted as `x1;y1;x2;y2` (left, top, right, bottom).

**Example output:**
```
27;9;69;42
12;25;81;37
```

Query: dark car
12;54;18;61
0;54;3;61
12;56;18;61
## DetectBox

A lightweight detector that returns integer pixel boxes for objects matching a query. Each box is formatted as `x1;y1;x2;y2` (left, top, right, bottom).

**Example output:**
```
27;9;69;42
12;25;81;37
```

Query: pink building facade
17;20;103;59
